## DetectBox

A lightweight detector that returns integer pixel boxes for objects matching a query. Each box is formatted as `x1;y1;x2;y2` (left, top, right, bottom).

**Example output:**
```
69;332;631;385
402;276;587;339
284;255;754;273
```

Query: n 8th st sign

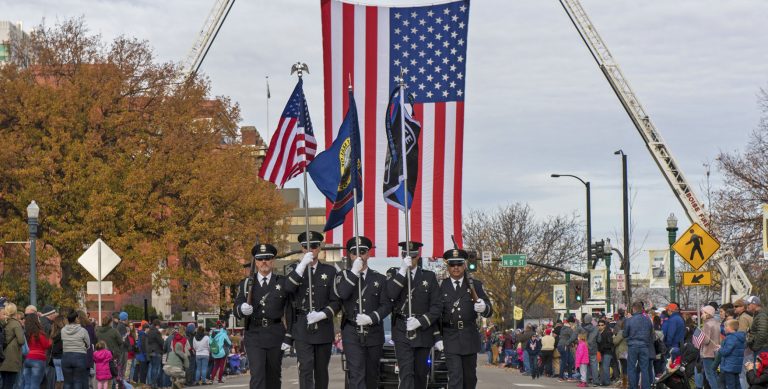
501;254;527;268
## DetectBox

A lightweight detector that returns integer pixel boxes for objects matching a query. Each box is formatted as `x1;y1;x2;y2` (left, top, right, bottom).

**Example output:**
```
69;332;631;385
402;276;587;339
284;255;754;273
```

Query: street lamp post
614;150;632;307
551;173;591;301
667;213;679;303
27;200;40;307
511;284;517;330
604;239;612;313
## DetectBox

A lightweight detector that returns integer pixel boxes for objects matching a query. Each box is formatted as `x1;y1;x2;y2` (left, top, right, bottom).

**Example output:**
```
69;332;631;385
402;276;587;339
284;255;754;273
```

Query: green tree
0;19;289;308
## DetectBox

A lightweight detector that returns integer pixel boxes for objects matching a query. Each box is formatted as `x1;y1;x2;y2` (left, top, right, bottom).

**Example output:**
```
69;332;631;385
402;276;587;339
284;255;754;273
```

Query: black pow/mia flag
383;85;421;210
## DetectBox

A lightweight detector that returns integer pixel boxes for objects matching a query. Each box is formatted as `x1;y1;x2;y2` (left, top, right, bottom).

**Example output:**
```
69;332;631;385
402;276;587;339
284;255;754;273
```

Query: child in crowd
575;332;590;388
718;319;745;389
93;341;114;389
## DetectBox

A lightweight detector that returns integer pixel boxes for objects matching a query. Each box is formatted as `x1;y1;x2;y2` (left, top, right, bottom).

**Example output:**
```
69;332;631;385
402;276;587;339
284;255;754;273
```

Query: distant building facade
0;21;26;64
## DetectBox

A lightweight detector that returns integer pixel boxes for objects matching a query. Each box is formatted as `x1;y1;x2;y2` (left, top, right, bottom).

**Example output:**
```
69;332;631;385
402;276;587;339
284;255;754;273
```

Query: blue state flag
308;90;363;232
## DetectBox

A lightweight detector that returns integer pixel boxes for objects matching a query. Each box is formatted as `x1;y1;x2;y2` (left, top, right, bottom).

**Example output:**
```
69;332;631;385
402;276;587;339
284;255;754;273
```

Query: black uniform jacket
438;277;493;355
233;273;291;348
386;267;442;348
284;261;340;344
334;268;393;346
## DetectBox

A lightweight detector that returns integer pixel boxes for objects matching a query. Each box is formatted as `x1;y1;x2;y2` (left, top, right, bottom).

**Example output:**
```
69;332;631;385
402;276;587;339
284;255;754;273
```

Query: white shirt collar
259;272;272;283
451;277;463;288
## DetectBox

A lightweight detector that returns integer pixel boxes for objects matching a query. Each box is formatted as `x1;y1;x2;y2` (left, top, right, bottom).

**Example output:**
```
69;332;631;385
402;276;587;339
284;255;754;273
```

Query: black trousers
342;326;383;389
393;344;431;389
244;341;283;389
445;352;478;389
294;340;332;389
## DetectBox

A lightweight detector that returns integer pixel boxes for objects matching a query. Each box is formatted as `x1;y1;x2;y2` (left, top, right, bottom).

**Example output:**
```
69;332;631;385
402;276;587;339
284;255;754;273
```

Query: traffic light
575;285;582;302
589;239;605;269
467;258;477;272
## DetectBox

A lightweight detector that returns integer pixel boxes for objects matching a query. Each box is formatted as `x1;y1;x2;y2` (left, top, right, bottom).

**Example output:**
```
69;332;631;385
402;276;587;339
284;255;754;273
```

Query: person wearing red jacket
22;313;52;389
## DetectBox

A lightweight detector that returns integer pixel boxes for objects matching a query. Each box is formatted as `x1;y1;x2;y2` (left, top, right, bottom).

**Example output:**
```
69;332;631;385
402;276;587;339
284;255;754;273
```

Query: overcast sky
6;0;768;277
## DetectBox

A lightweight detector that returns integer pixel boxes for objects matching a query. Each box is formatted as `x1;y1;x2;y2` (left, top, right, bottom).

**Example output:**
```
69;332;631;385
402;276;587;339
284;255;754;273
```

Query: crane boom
558;0;752;301
183;0;236;77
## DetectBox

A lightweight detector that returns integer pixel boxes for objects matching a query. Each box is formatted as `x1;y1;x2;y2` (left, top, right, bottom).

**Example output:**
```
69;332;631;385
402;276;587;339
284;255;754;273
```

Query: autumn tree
0;19;289;308
463;204;583;328
712;87;768;298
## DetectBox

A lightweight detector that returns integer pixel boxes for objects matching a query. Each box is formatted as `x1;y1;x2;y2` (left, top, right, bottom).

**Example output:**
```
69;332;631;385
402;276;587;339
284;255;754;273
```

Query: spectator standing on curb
192;327;210;386
22;313;52;389
580;314;599;385
557;317;577;381
574;332;590;388
93;341;113;389
623;301;653;389
50;315;66;389
734;298;754;389
719;319;745;389
61;310;91;389
700;305;721;389
597;319;615;386
540;328;555;376
1;303;26;389
662;303;685;351
613;319;628;389
145;320;165;389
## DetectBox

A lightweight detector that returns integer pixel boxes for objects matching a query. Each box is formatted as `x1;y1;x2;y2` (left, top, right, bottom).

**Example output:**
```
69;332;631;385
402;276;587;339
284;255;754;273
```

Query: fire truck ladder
183;0;236;77
558;0;751;301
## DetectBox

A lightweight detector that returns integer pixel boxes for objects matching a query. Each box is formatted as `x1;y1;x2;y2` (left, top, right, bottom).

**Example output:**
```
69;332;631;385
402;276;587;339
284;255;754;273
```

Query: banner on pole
590;269;607;300
648;250;669;289
553;284;566;310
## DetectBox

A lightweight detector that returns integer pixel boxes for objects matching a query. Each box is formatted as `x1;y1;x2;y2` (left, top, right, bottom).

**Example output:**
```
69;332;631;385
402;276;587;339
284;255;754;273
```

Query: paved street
206;354;582;388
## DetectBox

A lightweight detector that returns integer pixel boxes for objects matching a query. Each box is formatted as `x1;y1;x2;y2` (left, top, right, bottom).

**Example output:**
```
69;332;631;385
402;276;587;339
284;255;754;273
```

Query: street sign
514;306;523;321
86;281;113;295
672;223;720;270
682;271;712;286
501;254;527;268
616;273;626;291
482;251;492;263
77;238;122;281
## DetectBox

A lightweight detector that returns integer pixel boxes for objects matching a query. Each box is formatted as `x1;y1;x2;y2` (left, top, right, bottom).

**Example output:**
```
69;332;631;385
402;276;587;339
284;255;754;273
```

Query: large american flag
321;0;469;258
258;79;317;187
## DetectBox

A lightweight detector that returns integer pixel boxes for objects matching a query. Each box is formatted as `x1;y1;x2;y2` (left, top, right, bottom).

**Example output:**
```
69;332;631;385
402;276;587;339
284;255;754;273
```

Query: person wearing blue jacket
719;319;746;389
623;301;654;389
662;303;685;350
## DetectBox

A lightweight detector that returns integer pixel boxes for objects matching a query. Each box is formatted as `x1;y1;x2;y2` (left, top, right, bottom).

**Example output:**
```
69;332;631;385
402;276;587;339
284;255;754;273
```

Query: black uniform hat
398;241;423;253
251;243;277;259
345;236;373;252
298;231;324;245
443;248;468;265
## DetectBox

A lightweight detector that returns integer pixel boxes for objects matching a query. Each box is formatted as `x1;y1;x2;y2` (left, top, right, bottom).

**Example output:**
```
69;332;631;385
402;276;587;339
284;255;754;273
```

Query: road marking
218;385;247;388
513;385;547;388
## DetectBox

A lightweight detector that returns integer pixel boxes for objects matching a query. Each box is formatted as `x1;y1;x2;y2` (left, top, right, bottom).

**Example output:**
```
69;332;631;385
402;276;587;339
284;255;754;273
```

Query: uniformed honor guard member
437;249;493;389
386;241;442;389
284;231;340;389
334;236;393;389
233;243;292;389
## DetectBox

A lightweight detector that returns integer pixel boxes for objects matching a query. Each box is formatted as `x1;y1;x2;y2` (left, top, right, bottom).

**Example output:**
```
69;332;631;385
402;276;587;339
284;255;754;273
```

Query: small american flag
692;328;705;349
258;78;317;187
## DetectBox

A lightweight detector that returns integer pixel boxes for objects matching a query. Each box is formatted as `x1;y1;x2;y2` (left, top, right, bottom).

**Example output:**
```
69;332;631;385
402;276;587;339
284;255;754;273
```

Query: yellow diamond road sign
672;223;720;271
682;271;712;286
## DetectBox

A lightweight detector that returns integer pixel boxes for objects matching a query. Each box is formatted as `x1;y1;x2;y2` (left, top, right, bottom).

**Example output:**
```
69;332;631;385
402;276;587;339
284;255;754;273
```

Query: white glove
356;314;373;326
351;258;363;277
398;257;411;277
295;252;314;276
406;317;421;331
281;343;291;351
240;303;253;316
306;311;327;325
434;340;444;351
474;298;487;313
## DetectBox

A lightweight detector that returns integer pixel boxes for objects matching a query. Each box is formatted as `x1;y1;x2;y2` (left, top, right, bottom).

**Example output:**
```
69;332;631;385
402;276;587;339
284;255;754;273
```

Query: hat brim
446;259;466;265
253;254;276;259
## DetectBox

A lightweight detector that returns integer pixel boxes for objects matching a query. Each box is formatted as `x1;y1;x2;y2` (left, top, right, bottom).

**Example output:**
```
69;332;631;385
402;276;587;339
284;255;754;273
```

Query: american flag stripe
321;0;467;258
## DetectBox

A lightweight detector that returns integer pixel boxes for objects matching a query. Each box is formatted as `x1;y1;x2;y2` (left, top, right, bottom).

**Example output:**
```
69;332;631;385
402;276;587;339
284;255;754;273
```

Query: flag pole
348;80;367;343
294;62;316;333
399;69;417;341
266;75;271;144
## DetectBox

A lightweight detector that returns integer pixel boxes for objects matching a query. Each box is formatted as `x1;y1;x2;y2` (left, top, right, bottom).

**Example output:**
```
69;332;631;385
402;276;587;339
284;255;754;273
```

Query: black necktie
261;277;267;287
455;280;460;290
361;272;366;285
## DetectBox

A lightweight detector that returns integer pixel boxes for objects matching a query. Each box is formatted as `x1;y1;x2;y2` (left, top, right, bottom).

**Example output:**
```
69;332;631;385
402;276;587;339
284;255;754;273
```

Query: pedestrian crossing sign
672;223;720;271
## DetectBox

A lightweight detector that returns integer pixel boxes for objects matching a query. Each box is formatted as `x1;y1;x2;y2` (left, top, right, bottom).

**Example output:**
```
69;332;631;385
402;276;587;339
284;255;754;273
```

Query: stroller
654;342;698;389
